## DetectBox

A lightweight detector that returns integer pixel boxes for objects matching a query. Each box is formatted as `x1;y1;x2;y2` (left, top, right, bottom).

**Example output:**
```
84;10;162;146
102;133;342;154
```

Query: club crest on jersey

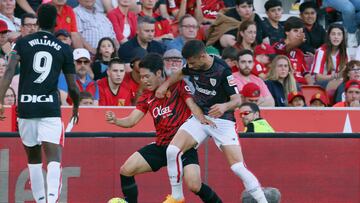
210;78;217;86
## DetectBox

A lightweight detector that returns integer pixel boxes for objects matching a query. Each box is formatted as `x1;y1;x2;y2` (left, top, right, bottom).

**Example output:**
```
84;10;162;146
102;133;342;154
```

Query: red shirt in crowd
136;81;192;146
251;59;269;77
273;41;309;84
138;11;171;37
107;7;137;42
167;0;224;19
98;77;133;106
54;4;78;32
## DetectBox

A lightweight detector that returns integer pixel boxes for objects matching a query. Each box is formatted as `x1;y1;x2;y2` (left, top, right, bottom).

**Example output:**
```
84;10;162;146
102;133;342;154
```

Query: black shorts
138;143;199;172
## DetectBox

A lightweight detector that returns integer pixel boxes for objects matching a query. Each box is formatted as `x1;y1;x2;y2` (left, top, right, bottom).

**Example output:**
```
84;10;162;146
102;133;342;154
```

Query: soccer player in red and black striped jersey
105;53;222;203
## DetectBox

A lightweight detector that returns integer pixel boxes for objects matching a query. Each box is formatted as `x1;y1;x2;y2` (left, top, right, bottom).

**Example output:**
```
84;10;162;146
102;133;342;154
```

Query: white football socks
166;145;184;200
231;162;268;203
47;161;62;203
28;163;46;203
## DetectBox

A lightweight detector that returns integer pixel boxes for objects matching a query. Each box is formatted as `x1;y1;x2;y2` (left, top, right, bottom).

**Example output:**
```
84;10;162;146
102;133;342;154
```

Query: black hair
137;15;156;27
79;91;94;100
235;0;253;6
182;40;206;59
21;13;37;25
299;1;318;13
37;4;57;30
108;57;124;69
95;37;117;61
264;0;282;11
284;16;304;32
139;53;164;75
222;46;239;60
240;102;260;114
237;49;253;59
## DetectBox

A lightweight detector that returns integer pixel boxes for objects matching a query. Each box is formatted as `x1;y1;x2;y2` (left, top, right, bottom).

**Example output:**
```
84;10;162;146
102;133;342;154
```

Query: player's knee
120;164;134;177
166;144;181;160
185;178;201;193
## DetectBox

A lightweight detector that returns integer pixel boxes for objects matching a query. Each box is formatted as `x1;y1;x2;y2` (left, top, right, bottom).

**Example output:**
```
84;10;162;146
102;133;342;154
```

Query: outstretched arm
0;52;19;120
105;109;145;128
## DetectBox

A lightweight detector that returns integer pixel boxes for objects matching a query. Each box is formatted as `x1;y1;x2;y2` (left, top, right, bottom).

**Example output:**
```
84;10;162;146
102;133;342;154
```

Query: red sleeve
273;41;287;55
107;9;125;42
128;12;138;39
69;7;78;32
135;91;150;113
177;81;192;101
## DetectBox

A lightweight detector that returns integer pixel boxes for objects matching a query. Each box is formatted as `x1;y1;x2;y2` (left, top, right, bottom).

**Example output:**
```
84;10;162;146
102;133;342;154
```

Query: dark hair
37;4;57;30
284;16;304;32
239;102;260;114
343;60;360;82
137;15;156;27
95;37;117;61
139;53;164;75
108;57;124;69
21;13;37;25
182;40;206;59
5;86;16;105
237;49;253;59
222;46;239;60
299;1;318;13
79;91;94;100
264;0;282;11
324;23;347;73
178;14;197;27
235;0;253;6
236;20;257;49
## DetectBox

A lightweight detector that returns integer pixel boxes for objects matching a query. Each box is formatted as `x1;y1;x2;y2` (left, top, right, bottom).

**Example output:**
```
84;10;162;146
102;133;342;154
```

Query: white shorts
18;117;64;147
179;116;239;149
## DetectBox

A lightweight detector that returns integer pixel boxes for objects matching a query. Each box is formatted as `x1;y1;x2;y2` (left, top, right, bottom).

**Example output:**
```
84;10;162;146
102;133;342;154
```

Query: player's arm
105;109;145;128
64;73;80;123
185;97;216;127
209;94;242;118
0;52;19;119
155;70;184;98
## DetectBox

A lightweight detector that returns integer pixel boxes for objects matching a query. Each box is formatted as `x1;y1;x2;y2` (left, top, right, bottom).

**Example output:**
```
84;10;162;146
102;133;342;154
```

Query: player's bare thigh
220;144;245;166
169;129;198;152
120;152;152;176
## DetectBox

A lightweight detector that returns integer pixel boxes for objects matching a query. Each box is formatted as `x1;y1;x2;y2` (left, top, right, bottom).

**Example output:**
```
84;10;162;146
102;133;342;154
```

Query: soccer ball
107;197;127;203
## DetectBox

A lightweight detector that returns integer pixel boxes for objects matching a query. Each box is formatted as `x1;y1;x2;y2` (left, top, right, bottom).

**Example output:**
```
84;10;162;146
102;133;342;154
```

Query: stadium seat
301;85;329;106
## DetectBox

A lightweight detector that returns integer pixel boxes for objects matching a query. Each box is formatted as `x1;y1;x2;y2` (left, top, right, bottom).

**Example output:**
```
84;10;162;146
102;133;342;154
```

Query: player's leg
18;118;46;203
165;116;207;202
38;117;64;203
120;143;167;203
210;119;267;203
182;148;222;203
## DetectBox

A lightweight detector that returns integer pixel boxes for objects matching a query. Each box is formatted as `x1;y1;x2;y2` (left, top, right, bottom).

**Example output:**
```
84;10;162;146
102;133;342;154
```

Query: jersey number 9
33;51;53;83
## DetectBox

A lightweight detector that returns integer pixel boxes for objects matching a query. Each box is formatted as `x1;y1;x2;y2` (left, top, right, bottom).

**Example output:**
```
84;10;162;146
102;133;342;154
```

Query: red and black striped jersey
136;80;192;146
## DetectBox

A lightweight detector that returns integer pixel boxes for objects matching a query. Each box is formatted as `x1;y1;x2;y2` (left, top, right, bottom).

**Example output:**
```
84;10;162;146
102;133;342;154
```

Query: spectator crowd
1;0;360;108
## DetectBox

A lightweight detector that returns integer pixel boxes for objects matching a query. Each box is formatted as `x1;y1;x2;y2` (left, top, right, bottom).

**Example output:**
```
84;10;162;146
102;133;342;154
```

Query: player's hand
72;107;79;124
105;111;117;124
208;103;227;118
155;83;168;98
198;117;217;128
0;103;5;121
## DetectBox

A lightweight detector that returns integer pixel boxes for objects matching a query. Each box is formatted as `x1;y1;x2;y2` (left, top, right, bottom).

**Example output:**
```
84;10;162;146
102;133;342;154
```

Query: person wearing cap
74;0;118;51
118;16;164;63
253;43;276;80
333;80;360;107
54;29;72;46
59;48;99;105
163;48;195;94
299;1;326;55
98;57;133;106
0;0;21;41
262;0;285;45
273;16;314;85
239;102;275;133
0;19;11;58
310;92;328;107
241;82;261;105
233;49;275;107
287;91;306;107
